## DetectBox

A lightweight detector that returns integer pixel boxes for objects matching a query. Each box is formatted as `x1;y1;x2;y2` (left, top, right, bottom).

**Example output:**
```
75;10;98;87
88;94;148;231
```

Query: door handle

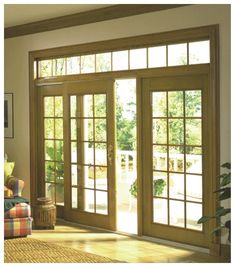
108;144;113;165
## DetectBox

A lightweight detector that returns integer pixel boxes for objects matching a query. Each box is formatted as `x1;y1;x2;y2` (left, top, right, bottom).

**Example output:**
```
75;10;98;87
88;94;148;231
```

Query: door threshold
57;219;209;254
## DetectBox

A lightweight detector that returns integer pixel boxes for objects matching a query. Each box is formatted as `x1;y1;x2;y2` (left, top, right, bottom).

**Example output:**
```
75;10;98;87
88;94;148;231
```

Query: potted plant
129;178;166;198
197;162;231;242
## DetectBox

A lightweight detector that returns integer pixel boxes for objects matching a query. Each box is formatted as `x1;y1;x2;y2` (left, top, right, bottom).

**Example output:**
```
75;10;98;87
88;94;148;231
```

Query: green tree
116;96;136;151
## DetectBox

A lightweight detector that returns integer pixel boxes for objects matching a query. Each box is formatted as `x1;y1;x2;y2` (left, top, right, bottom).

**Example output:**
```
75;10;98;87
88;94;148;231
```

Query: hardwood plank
29;220;230;263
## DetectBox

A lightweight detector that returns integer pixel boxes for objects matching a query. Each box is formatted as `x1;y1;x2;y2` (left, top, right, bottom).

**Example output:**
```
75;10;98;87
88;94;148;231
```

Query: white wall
4;4;230;242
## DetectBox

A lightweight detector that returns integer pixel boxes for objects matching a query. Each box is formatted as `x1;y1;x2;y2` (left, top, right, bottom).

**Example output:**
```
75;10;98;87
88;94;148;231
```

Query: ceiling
4;4;112;28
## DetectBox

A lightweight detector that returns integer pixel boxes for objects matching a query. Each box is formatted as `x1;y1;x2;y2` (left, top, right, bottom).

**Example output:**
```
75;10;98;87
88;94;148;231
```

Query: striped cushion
6;177;24;197
4;203;31;219
4;217;33;238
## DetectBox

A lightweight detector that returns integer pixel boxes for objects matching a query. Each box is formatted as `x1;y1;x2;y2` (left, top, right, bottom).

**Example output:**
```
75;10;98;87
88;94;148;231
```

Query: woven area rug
4;237;120;263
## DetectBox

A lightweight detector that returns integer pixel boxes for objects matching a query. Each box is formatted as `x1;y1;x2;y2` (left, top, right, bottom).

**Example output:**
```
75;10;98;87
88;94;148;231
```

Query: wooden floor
29;220;229;263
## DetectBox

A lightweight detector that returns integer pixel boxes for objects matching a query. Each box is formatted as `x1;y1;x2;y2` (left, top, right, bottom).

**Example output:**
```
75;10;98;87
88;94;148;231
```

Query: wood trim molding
31;24;215;60
5;4;189;39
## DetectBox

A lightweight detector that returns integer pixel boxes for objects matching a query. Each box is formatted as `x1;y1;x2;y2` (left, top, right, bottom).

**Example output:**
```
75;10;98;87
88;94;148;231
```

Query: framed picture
4;93;14;138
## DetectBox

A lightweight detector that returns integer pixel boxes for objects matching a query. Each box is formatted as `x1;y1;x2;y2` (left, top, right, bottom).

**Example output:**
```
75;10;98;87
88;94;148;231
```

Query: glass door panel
66;80;115;230
43;96;64;206
70;93;109;215
142;76;209;247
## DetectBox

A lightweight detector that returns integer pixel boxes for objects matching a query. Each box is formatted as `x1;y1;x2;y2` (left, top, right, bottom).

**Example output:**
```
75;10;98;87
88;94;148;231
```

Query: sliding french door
38;80;116;230
64;80;116;230
142;75;211;247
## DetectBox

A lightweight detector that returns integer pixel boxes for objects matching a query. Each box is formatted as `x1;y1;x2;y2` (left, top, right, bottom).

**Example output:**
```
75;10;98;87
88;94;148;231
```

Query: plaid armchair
4;177;33;238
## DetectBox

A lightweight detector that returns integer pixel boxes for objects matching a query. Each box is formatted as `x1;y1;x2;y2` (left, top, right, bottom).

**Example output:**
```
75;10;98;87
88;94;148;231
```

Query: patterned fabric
4;217;33;238
6;177;24;197
4;203;31;219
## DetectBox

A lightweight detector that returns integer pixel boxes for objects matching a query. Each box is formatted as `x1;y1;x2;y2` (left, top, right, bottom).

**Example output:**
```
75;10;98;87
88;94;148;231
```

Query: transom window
36;40;210;78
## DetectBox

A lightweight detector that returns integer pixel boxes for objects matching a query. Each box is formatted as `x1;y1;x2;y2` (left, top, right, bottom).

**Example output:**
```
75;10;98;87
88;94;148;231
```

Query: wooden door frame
140;74;210;248
63;80;116;230
29;24;219;253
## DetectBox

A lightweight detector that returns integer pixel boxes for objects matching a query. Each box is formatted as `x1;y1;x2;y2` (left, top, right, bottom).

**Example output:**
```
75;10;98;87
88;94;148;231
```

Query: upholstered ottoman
4;201;33;238
4;217;33;238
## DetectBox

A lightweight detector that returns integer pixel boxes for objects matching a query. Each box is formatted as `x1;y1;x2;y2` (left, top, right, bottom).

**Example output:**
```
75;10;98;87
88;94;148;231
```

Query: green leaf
220;173;231;186
197;216;211;224
214;188;227;193
215;208;231;217
219;187;231;200
221;162;231;170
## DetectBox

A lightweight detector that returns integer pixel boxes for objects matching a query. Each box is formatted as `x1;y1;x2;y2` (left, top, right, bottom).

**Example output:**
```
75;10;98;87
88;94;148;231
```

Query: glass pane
169;119;184;145
168;43;187;66
55;96;63;117
34;60;37;79
55;118;63;139
169;146;184;172
96;167;107;190
70;95;77;117
153;145;167;171
44;119;54;139
84;189;94;212
96;53;111;72
53;58;66;76
152;91;166;117
130;48;147;69
81;54;95;73
72;187;78;208
83;119;93;141
186;119;202;145
67;56;80;75
153;172;167;197
70;119;77;140
45;140;54;160
112;50;128;71
95;143;107;166
185;90;202;117
169;173;184;200
55;140;64;161
95;119;107;142
84;165;94;188
96;191;108;214
94;94;106;117
148;46;166;68
71;141;77;163
186;147;202;174
84;142;94;165
83;95;93;117
186;203;203;231
44;97;54;117
56;183;64;205
169;200;184;227
186;175;202;202
71;165;78;186
45;161;54;182
189;40;210;64
39;60;52;77
153;198;168;224
153;119;167;144
168;91;183;117
55;162;64;181
46;183;55;203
